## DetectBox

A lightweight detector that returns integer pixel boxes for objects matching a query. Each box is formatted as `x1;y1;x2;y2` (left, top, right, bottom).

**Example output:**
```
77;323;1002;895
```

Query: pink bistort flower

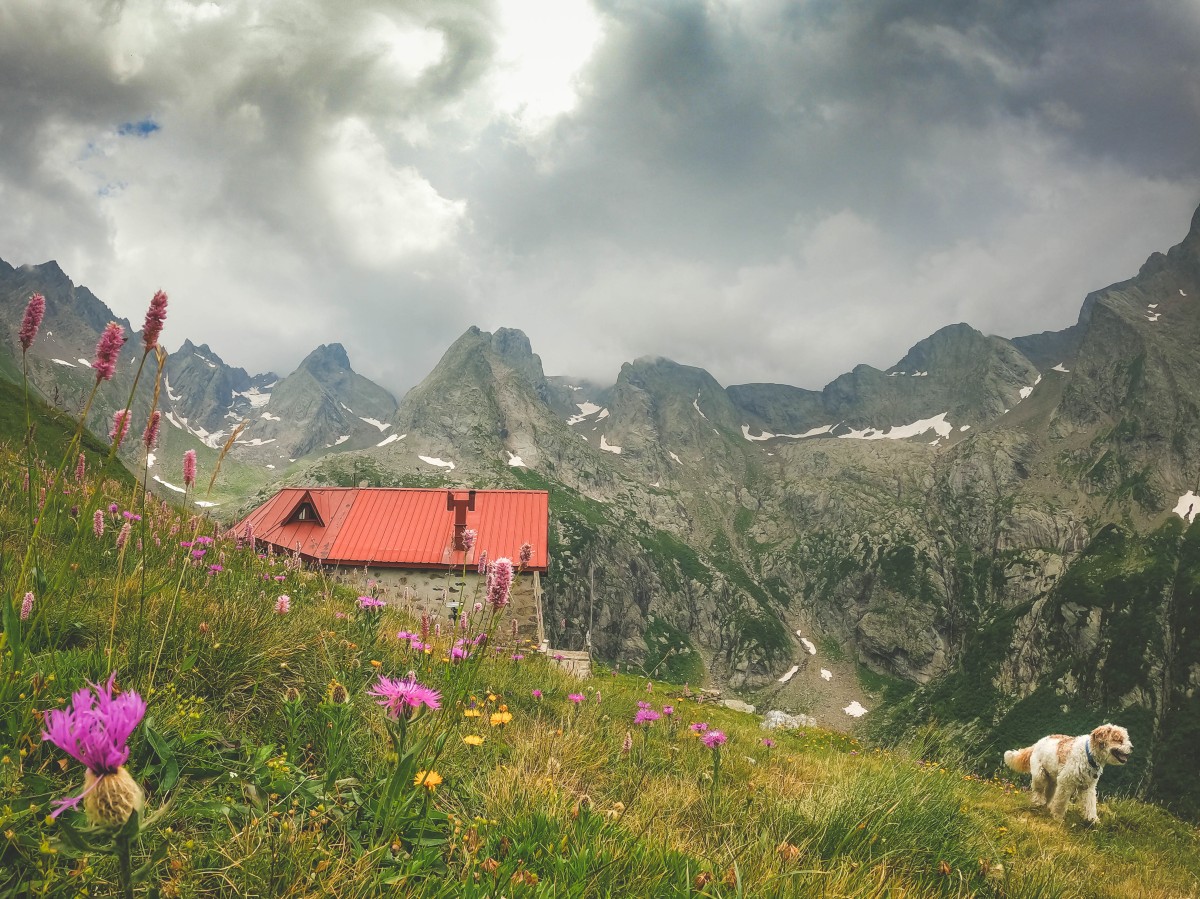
142;410;161;450
109;410;131;445
91;322;125;382
20;592;33;621
488;557;513;609
519;541;533;567
19;293;46;352
93;509;104;538
141;290;168;352
275;595;290;614
183;449;197;488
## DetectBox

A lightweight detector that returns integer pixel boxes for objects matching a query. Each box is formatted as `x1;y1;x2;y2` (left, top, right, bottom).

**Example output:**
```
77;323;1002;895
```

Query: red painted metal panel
234;488;549;571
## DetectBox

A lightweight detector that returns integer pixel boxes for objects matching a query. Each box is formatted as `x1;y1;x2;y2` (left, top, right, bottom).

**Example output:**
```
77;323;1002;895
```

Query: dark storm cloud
1;0;1197;396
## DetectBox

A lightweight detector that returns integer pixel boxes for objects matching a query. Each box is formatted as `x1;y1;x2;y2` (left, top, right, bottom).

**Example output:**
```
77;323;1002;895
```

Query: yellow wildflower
414;770;442;791
489;711;513;727
464;735;484;746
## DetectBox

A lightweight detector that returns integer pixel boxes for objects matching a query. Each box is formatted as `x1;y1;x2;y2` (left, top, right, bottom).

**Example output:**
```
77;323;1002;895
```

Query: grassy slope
1;387;1199;898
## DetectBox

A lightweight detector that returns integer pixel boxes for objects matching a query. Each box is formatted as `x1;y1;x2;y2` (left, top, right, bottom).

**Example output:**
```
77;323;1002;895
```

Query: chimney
446;489;477;551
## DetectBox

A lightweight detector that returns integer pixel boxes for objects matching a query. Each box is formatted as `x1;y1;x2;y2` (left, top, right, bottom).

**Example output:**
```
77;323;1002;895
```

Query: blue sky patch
117;118;161;138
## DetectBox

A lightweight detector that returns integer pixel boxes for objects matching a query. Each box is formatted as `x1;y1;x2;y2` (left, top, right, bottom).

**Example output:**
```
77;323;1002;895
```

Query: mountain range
3;201;1200;816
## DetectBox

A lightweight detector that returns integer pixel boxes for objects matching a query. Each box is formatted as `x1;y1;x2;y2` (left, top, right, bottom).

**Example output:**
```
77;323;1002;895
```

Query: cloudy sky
2;0;1198;395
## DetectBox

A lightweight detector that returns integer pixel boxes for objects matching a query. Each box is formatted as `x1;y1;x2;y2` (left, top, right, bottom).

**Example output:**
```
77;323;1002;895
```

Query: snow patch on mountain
1174;491;1200;523
567;402;602;425
377;433;403;447
838;412;953;441
599;435;622;454
419;455;455;469
260;411;281;421
778;665;799;684
52;358;75;367
360;417;390;432
507;451;526;467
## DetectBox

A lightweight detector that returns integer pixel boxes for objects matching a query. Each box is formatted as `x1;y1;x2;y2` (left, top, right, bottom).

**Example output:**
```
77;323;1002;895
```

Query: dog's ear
1092;724;1123;747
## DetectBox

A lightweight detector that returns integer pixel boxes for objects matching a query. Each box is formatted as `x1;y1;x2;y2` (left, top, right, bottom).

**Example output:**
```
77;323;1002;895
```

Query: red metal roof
235;488;549;571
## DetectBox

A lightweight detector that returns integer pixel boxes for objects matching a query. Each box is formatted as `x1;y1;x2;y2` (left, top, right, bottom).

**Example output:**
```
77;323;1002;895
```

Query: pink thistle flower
568;693;584;704
109;410;131;446
75;453;87;483
461;528;477;553
519;541;533;567
275;595;290;614
20;592;33;621
700;730;727;749
357;596;387;611
141;290;168;352
531;689;542;699
511;653;524;661
369;674;441;720
477;551;488;576
662;705;674;717
183;450;197;488
19;293;45;352
41;674;146;817
690;722;709;734
93;509;104;538
488;557;513;609
116;522;131;550
761;738;775;749
142;410;161;450
91;322;125;382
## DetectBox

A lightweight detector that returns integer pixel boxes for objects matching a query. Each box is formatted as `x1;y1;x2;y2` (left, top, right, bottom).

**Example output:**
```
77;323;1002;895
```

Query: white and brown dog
1003;724;1132;824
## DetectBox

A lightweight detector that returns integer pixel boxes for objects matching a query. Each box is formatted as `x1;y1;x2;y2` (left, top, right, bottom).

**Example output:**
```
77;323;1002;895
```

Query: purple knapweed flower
690;722;709;734
20;592;33;621
19;293;46;352
531;689;543;699
357;596;387;611
511;653;524;661
662;705;674;717
91;322;125;382
182;450;197;488
41;674;146;821
141;290;168;352
761;738;775;749
634;708;660;726
143;410;161;450
487;557;513;609
700;730;727;749
109;410;131;446
568;693;584;704
369;674;441;720
275;595;290;614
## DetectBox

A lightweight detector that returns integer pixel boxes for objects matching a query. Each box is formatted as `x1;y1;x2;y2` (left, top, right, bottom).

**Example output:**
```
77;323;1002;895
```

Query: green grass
2;380;1200;897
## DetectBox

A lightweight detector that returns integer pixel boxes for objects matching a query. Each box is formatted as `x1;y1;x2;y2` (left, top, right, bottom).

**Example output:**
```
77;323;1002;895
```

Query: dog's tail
1004;746;1034;774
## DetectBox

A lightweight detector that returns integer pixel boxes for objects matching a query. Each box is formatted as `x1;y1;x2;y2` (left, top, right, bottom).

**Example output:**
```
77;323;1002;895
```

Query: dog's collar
1085;738;1100;770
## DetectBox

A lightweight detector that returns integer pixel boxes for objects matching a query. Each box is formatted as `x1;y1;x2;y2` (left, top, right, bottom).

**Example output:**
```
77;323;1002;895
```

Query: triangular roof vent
284;490;325;526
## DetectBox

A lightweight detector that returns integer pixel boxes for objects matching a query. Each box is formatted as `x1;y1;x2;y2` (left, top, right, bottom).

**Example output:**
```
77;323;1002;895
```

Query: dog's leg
1047;779;1070;820
1082;784;1099;825
1030;763;1051;808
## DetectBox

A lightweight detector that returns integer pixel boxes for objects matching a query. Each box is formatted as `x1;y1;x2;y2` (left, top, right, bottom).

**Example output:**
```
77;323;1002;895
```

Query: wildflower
461;528;477;553
413;770;442;791
487;557;513;609
510;653;524;661
489;711;513;727
464;708;482;718
369;675;441;720
662;705;674;717
473;601;483;613
142;410;161;450
275;595;290;614
645;681;653;693
91;322;125;382
20;592;33;621
109;503;119;515
327;681;350;704
208;564;223;574
191;549;206;560
141;290;168;351
477;551;488;575
93;510;104;538
464;735;484;746
531;689;542;699
109;410;131;445
595;691;602;704
690;722;709;734
75;454;86;483
116;522;131;550
396;630;415;641
284;687;301;703
183;450;197;488
568;694;584;705
701;730;727;749
622;731;633;755
634;708;660;726
40;674;146;823
519;542;533;567
19;293;45;351
357;596;387;611
761;738;775;749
